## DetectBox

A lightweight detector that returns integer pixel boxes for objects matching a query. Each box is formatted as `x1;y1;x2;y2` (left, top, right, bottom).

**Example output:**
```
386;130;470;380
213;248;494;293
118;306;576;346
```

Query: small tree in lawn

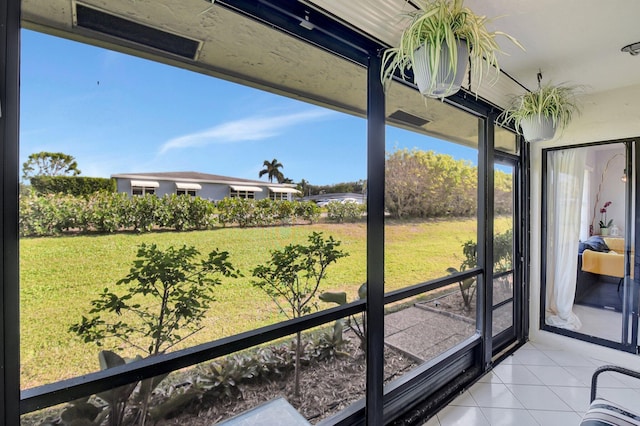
70;243;239;426
252;232;348;397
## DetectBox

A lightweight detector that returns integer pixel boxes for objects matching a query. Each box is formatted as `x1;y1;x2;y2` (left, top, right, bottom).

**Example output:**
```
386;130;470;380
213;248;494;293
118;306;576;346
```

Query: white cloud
159;109;335;154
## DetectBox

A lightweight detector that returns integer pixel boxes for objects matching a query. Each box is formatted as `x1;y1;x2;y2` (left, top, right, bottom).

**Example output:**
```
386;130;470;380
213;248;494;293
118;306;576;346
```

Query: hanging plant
381;0;523;99
498;81;581;142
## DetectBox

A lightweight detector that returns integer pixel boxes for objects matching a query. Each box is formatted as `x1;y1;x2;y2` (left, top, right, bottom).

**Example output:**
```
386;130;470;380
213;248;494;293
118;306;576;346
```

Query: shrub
70;243;239;425
252;232;348;396
326;200;365;223
31;175;116;196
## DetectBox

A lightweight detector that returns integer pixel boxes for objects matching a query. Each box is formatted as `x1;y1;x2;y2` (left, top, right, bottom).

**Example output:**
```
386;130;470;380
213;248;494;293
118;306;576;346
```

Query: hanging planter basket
380;0;522;101
413;39;468;98
498;82;581;143
519;114;557;143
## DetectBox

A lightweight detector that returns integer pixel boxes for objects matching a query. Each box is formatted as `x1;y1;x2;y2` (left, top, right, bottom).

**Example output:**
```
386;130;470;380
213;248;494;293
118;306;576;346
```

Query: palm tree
259;158;285;183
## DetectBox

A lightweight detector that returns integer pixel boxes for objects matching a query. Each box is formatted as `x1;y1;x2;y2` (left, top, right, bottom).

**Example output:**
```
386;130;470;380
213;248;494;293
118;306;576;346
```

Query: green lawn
20;218;507;388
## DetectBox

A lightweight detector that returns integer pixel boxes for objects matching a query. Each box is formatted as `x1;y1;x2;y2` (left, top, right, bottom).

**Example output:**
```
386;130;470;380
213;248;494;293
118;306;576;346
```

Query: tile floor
423;341;640;426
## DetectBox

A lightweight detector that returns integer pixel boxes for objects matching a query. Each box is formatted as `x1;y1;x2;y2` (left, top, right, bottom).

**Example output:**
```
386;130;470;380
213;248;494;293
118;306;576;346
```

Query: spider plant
381;0;522;98
498;83;581;142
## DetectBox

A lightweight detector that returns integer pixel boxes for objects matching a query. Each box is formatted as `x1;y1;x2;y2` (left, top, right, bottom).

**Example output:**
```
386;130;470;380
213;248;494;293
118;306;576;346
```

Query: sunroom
2;1;640;425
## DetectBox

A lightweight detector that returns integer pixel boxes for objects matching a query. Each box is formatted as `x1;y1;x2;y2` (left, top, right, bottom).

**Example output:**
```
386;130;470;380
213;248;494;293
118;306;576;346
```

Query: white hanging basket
413;39;468;98
520;114;557;143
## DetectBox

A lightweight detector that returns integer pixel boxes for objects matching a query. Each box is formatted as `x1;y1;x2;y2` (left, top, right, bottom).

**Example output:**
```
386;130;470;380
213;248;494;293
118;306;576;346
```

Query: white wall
529;83;640;360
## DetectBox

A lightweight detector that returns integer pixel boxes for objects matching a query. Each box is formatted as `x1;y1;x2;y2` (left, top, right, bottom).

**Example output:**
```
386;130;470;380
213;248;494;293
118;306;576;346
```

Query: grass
20;217;509;388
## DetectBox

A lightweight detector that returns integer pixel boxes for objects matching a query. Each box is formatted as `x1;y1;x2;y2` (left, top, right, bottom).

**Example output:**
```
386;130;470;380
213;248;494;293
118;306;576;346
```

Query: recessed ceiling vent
388;110;430;127
74;3;201;60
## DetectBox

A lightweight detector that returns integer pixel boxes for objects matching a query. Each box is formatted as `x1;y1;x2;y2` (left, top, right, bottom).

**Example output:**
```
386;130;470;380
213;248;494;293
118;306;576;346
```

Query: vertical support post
628;141;638;348
366;52;385;425
0;0;21;423
477;114;495;368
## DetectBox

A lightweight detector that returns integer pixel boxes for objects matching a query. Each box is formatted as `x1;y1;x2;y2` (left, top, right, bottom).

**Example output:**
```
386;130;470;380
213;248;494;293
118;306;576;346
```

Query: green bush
31;175;116;196
216;198;321;228
326;200;365;223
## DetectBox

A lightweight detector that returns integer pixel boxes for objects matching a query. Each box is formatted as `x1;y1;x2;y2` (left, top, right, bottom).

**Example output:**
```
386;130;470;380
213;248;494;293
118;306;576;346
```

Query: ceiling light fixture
621;42;640;56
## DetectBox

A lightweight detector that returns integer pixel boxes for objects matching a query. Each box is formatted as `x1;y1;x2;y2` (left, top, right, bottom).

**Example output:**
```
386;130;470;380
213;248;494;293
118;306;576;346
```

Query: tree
70;243;239;425
22;151;81;180
258;158;285;183
252;232;348;397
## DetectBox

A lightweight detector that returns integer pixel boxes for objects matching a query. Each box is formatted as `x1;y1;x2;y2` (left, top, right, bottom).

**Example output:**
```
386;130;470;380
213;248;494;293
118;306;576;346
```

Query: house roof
111;171;297;188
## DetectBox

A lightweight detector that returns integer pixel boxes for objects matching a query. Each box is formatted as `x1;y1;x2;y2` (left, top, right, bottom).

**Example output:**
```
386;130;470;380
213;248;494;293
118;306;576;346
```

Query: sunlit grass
20;216;510;388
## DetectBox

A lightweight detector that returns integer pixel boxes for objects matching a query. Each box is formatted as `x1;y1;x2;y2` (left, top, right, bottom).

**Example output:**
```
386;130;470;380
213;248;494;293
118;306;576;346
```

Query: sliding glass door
542;140;638;352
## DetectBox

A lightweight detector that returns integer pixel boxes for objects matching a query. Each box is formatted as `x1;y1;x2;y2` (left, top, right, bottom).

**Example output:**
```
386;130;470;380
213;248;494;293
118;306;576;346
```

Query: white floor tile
426;341;640;426
422;415;441;426
525;365;584;387
479;407;539;426
468;383;524;409
437;406;490;426
492;364;543;385
505;384;573;411
561;365;598;387
510;349;557;366
449;391;477;407
541;350;597;367
528;410;583;426
477;371;502;384
548;385;591;412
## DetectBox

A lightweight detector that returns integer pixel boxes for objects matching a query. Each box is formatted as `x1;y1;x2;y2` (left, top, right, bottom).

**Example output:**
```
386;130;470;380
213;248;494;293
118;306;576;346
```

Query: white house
111;171;300;201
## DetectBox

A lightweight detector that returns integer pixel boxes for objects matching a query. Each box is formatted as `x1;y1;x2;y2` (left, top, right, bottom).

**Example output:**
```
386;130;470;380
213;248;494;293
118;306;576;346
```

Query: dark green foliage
305;180;366;196
31;176;116;196
258;158;285;183
252;232;348;396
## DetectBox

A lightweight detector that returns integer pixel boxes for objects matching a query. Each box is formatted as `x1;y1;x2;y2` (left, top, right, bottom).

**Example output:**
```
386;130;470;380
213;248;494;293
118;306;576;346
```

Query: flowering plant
599;201;613;228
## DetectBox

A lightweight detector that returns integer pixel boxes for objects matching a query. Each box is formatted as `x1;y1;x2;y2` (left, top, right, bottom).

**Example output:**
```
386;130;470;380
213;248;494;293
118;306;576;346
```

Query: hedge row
30;176;116;196
216;197;320;228
19;192;322;237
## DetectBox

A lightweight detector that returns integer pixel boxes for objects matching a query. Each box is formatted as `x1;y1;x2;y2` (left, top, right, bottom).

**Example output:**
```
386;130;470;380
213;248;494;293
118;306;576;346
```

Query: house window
130;180;159;196
230;189;256;199
270;191;288;201
229;185;262;199
175;182;201;196
132;186;156;196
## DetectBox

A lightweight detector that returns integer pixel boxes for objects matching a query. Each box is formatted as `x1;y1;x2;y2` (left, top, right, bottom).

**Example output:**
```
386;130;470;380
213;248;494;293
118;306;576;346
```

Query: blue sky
20;30;478;185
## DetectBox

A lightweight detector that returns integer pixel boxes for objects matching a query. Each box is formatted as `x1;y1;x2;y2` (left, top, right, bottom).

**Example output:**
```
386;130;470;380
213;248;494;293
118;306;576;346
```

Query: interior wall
529;83;640;360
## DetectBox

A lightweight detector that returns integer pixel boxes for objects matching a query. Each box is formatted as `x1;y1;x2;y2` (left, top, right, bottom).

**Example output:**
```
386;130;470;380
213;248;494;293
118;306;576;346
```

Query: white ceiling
307;0;640;95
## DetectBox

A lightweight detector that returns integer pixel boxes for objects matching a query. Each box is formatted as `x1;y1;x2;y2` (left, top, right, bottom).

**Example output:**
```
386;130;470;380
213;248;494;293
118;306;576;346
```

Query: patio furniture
580;365;640;425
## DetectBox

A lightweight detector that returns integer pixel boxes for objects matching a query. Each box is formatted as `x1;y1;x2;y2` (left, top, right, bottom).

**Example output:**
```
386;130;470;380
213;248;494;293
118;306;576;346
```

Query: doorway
542;140;638;352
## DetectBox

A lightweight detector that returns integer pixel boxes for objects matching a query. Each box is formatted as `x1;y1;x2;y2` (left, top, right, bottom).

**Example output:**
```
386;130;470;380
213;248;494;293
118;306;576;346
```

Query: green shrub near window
30;175;116;196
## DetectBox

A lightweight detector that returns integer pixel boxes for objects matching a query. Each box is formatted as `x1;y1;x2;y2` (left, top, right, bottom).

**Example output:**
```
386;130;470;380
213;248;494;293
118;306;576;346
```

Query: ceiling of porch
19;0;640;148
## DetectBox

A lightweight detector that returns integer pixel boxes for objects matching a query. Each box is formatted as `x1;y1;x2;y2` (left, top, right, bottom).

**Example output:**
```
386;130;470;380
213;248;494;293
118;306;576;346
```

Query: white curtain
546;149;586;330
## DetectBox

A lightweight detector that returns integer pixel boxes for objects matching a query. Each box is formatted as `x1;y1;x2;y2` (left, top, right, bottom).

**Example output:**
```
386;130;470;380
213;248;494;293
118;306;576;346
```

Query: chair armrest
590;365;640;402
